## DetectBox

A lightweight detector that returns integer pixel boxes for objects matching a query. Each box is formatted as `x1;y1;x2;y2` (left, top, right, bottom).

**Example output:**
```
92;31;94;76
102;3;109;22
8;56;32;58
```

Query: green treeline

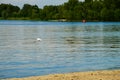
0;0;120;21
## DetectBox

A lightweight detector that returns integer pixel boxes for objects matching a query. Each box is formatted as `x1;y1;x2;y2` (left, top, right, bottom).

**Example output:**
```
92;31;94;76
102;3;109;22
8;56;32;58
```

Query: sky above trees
0;0;84;8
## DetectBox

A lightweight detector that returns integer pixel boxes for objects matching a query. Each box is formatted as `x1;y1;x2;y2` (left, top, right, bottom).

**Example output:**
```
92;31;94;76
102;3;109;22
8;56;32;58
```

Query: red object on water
82;20;86;23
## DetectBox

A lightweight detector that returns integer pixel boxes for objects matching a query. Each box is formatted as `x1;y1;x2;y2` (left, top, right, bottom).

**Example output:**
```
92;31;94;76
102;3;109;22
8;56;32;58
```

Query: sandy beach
8;70;120;80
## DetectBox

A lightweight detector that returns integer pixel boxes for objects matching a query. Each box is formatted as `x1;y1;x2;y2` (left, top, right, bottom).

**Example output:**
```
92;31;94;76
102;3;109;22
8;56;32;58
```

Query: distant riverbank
0;0;120;22
1;18;120;22
8;70;120;80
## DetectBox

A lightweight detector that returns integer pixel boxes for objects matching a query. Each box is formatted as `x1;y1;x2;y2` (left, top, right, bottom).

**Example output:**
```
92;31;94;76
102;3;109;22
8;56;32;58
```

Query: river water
0;20;120;78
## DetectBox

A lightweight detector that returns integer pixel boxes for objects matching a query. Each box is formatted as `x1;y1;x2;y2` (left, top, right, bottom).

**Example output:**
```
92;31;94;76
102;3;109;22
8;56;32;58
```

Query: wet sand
9;70;120;80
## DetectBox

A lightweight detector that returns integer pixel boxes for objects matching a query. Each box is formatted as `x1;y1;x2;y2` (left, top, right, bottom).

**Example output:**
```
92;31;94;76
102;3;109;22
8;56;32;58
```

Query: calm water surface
0;20;120;78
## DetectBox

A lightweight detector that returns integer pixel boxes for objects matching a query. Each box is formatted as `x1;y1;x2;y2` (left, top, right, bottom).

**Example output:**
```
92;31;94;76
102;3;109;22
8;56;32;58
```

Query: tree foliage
0;0;120;21
0;4;20;19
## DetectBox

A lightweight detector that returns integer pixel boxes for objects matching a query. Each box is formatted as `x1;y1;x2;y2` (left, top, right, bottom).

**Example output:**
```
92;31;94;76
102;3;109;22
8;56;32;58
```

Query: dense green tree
0;4;20;19
31;5;40;19
85;0;93;3
0;0;120;21
41;5;59;20
63;0;79;21
1;10;8;19
20;4;32;18
114;9;120;21
100;8;114;21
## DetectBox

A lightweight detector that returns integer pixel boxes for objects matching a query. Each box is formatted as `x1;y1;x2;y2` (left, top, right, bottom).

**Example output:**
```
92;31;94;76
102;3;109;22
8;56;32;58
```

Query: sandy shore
8;70;120;80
